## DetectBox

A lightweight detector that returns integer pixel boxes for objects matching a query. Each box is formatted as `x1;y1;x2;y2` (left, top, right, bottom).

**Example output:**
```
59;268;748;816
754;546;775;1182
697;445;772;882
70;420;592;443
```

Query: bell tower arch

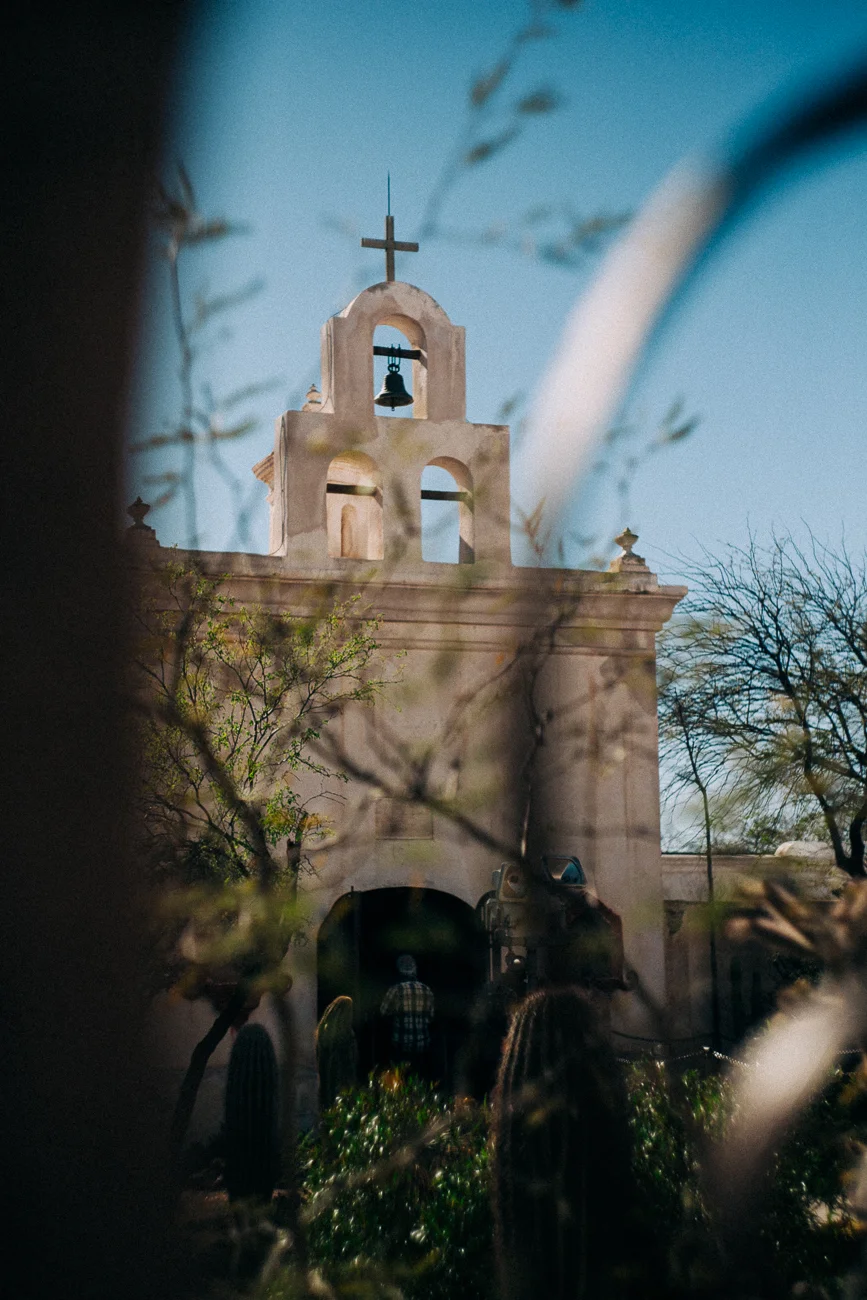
253;263;510;570
319;282;466;423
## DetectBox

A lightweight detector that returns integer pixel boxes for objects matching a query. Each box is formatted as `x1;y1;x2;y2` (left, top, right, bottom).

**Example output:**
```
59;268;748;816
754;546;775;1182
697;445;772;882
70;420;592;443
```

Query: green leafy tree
137;563;384;885
134;562;388;1155
195;1064;856;1298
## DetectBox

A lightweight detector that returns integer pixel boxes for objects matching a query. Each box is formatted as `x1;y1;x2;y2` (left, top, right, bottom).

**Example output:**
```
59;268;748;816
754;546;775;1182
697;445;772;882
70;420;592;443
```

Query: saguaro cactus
491;986;639;1300
316;995;358;1108
224;1023;280;1202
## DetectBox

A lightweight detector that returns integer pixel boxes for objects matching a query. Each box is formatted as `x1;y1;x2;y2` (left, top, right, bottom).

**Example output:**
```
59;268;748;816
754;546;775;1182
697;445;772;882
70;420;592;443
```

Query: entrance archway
317;887;487;1091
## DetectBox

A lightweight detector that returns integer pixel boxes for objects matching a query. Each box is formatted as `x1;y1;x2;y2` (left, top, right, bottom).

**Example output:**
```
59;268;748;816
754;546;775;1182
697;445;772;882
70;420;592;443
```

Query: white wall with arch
326;451;383;560
421;457;473;563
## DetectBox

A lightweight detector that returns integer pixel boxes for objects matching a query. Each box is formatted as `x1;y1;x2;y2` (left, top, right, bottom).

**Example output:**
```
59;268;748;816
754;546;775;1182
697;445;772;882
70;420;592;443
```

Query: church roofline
129;544;686;630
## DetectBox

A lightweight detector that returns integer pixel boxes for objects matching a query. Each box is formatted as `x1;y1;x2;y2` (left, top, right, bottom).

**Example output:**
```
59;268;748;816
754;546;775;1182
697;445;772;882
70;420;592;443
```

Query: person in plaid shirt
380;954;435;1075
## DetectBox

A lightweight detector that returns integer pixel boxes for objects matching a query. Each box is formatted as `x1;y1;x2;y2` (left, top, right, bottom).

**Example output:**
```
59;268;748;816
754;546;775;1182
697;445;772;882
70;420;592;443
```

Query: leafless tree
657;636;732;1049
665;534;867;878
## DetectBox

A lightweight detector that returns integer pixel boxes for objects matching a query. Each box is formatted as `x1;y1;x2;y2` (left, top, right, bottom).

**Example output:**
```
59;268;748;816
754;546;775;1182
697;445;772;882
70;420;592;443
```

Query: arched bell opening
420;458;474;564
372;316;427;418
316;886;488;1094
326;451;383;559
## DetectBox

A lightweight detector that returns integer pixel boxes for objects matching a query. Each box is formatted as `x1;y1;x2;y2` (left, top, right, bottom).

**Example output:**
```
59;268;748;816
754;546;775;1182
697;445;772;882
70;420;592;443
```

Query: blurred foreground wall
1;6;184;1296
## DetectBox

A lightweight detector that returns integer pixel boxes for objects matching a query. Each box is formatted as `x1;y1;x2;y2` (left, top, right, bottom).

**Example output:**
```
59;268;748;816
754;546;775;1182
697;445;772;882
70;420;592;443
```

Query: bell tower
253;221;512;573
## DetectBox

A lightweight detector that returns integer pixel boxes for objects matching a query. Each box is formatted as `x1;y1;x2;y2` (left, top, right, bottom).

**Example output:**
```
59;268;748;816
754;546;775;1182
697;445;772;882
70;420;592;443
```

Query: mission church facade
140;237;774;1131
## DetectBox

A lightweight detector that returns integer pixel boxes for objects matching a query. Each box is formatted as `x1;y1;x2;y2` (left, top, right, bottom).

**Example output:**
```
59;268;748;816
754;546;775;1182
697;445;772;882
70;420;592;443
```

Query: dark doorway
317;887;487;1091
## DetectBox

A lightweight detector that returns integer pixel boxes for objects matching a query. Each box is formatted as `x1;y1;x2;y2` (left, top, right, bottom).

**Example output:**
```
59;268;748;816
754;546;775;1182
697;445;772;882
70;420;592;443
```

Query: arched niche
326;451;383;560
373;317;427;419
421;457;474;564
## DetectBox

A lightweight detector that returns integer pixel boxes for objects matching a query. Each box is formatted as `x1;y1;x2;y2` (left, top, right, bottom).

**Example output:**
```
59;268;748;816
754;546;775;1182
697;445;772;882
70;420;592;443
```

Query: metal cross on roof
361;214;419;282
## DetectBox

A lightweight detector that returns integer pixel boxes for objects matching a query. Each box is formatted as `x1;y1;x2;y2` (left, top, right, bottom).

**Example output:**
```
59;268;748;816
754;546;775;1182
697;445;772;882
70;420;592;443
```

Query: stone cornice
130;546;686;647
251;452;273;485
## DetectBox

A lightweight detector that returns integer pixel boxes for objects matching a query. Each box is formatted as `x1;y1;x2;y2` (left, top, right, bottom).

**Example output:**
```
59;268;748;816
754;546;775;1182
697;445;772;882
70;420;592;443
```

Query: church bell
374;350;413;408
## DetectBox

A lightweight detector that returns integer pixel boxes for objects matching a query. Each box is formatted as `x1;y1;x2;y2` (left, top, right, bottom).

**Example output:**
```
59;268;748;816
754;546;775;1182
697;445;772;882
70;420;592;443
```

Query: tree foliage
134;562;390;1158
135;563;386;887
628;1060;857;1296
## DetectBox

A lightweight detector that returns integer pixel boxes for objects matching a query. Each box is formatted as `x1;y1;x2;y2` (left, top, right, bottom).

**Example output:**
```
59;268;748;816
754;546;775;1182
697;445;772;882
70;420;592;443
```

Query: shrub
260;1057;860;1298
300;1071;493;1300
628;1060;859;1296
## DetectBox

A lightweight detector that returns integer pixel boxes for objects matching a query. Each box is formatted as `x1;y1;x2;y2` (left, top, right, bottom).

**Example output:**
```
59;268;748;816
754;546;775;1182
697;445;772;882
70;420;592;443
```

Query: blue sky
128;0;867;583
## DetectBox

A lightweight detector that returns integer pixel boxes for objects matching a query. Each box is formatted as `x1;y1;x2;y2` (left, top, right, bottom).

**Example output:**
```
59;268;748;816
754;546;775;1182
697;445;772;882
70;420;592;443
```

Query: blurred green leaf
515;88;561;115
469;57;511;107
208;418;258;443
190;278;265;331
521;204;554;226
463;127;520;166
496;391;525;422
142;471;180;486
515;20;553;43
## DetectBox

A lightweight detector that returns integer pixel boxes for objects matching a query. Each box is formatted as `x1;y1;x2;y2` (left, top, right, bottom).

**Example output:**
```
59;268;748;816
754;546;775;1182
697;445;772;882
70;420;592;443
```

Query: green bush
259;1061;861;1298
300;1071;493;1300
628;1060;859;1296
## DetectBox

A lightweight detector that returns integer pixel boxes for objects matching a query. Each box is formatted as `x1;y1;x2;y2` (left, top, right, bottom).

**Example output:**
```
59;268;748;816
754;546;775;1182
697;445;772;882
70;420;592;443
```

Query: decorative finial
302;384;322;411
614;527;638;555
609;527;649;573
128;496;150;528
126;497;158;544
